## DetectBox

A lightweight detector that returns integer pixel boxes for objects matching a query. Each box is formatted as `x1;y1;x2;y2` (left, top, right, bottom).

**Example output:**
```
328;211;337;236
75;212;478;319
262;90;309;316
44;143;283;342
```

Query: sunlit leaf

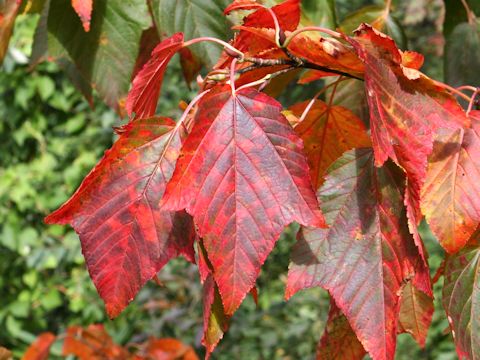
22;333;55;360
162;85;325;314
70;0;92;32
45;117;195;317
290;99;371;189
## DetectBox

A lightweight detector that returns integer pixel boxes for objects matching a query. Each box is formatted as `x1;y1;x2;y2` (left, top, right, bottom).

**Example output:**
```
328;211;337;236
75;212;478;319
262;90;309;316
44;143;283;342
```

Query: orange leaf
290;99;371;189
71;0;93;32
0;0;21;64
346;24;469;260
22;333;56;360
316;301;366;360
162;85;325;314
421;111;480;253
145;338;198;360
63;324;129;359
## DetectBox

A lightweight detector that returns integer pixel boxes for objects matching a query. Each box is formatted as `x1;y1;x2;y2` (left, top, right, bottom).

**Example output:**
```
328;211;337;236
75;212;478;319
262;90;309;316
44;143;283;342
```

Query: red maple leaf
345;24;469;257
162;85;325;314
45;117;195;317
126;33;184;120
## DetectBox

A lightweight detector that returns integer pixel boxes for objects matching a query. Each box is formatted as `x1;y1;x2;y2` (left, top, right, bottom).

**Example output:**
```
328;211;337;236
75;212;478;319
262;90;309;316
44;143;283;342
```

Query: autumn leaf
71;0;93;32
0;347;12;360
63;325;130;359
233;25;365;79
287;148;422;360
239;0;300;33
126;33;184;119
45;117;195;317
203;275;229;358
287;34;365;79
421;111;480;253
131;26;161;81
151;0;232;68
443;231;480;359
298;69;339;84
22;333;56;360
346;24;469;258
144;338;198;360
316;301;366;360
215;0;300;68
0;0;21;65
179;47;202;86
398;280;434;347
197;240;229;357
162;85;325;314
290;99;371;189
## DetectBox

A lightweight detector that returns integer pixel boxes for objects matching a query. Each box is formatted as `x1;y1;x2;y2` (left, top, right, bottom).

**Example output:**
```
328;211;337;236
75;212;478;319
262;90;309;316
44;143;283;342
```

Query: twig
241;56;363;81
432;80;472;103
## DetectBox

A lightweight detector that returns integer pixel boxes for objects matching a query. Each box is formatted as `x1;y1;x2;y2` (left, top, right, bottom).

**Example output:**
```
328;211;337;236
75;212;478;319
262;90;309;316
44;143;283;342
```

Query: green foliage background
1;0;477;358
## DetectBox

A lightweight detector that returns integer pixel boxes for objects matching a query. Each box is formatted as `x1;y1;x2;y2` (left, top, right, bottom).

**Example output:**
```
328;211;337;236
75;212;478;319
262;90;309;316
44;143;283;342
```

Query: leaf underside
287;148;422;360
443;233;480;360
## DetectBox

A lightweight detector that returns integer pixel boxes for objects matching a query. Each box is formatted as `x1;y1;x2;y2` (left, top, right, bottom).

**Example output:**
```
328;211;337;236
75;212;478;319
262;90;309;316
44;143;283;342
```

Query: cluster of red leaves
21;324;197;360
46;0;480;359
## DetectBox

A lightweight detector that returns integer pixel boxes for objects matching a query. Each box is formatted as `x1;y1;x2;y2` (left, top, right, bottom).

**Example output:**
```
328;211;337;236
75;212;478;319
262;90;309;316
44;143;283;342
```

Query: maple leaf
398;280;434;347
287;148;422;360
443;231;480;359
215;0;300;68
144;338;198;360
421;111;480;253
179;47;202;86
316;301;366;360
290;99;371;189
287;34;365;79
45;117;195;318
162;85;325;314
240;0;300;32
0;347;12;360
298;69;339;84
126;33;184;119
131;26;161;81
71;0;93;32
345;24;469;258
202;275;229;358
0;0;21;65
22;332;56;360
234;26;365;79
63;325;130;359
197;240;229;357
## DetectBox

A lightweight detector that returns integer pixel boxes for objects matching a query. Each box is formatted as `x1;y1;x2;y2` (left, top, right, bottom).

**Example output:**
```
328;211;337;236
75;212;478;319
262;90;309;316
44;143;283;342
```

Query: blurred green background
0;0;470;358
